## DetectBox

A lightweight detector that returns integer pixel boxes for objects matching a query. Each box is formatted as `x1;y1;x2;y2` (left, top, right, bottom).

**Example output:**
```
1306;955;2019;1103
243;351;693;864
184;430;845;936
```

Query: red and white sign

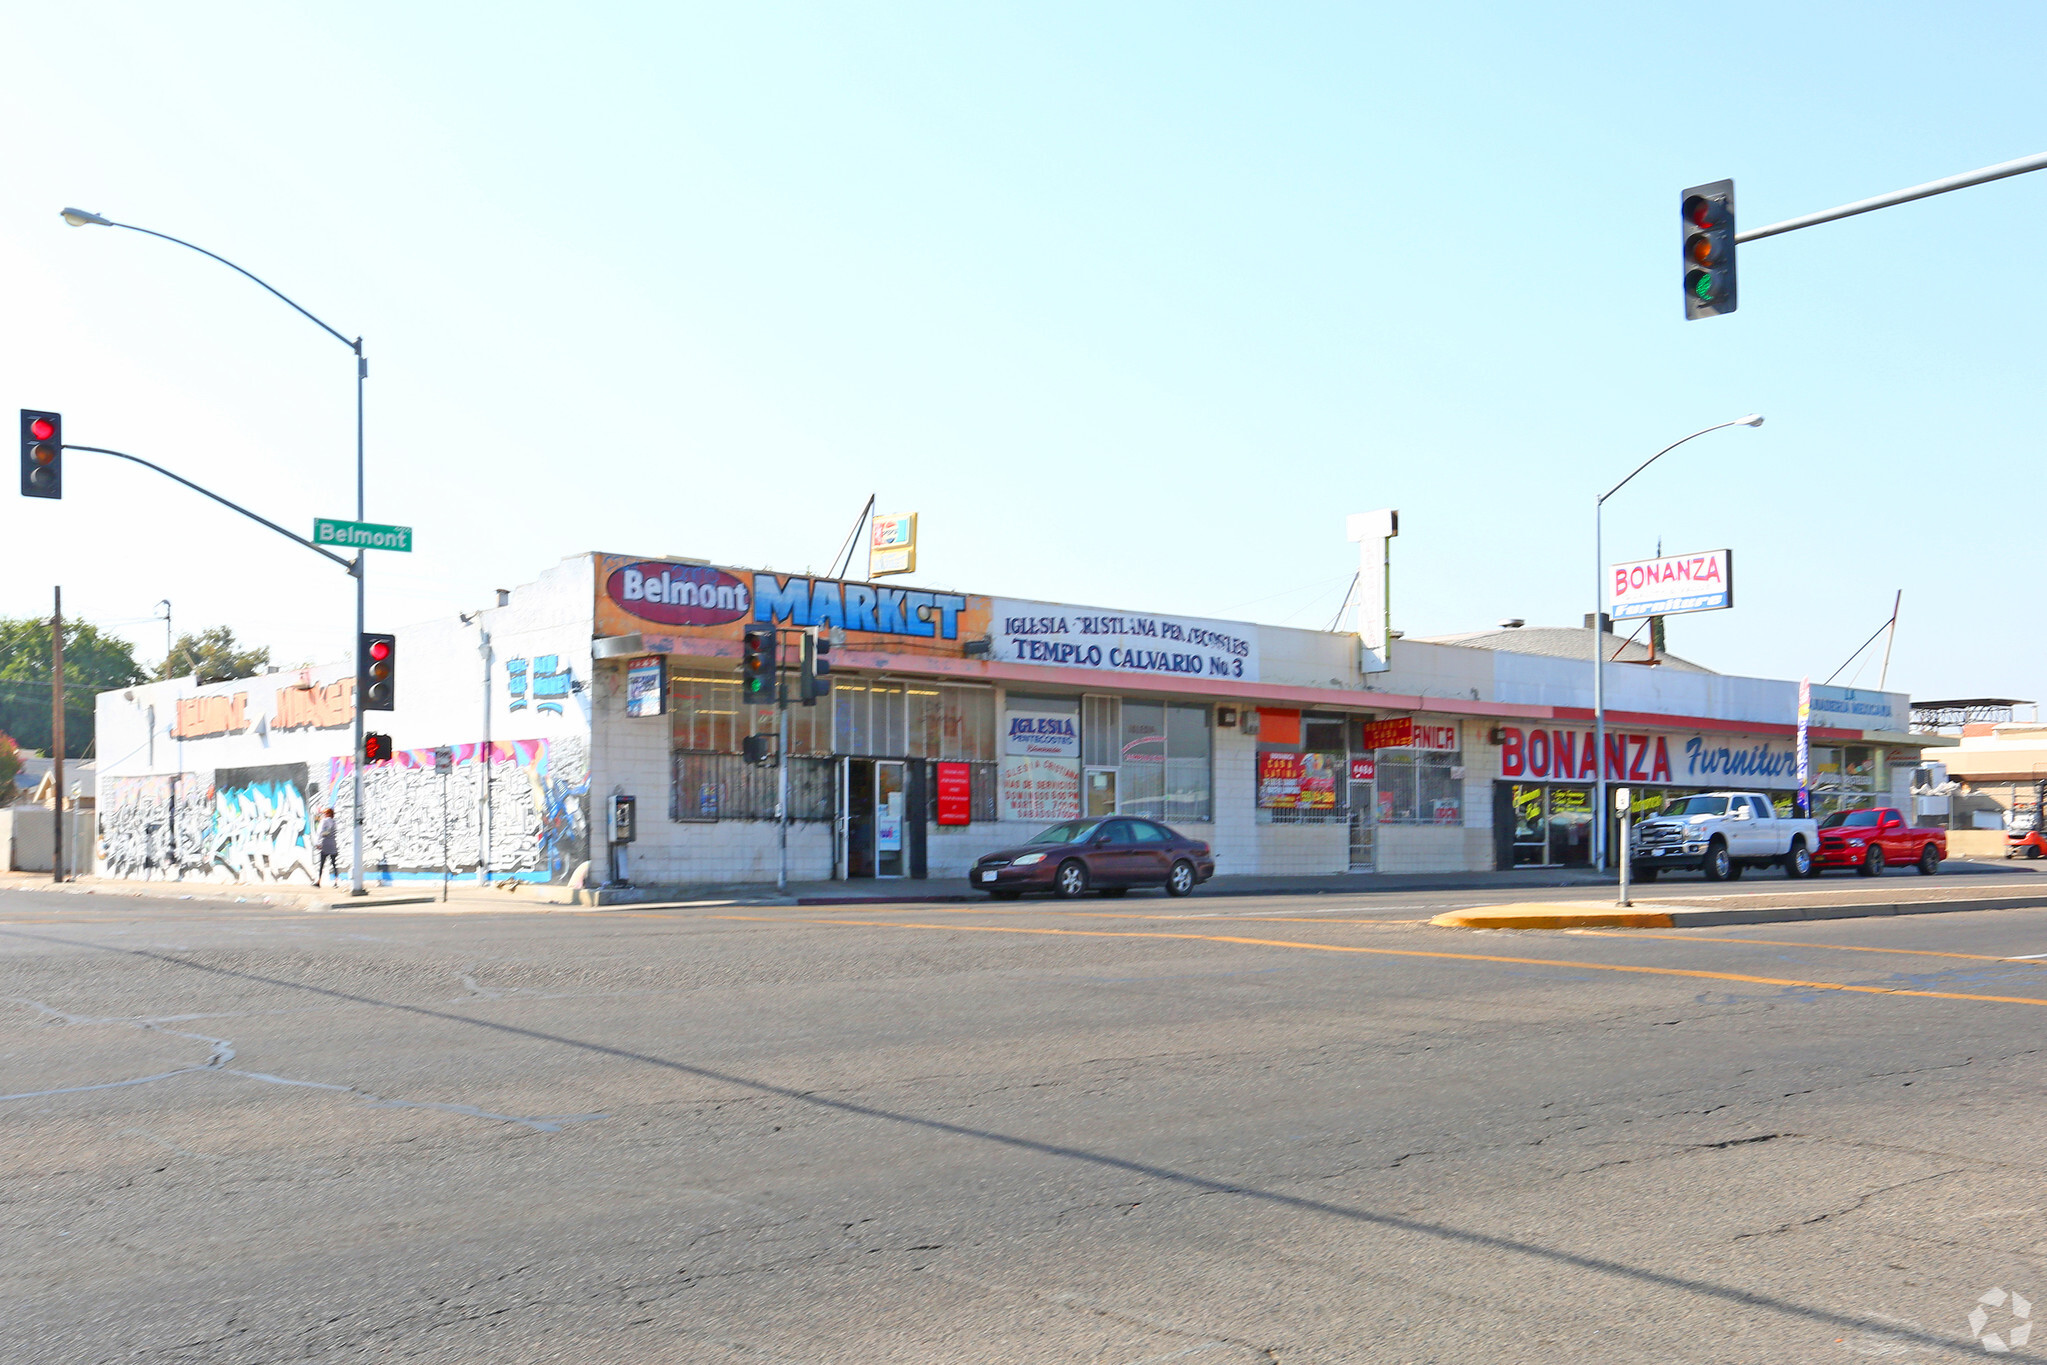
935;761;972;826
1364;718;1458;751
1349;757;1375;782
1608;548;1732;621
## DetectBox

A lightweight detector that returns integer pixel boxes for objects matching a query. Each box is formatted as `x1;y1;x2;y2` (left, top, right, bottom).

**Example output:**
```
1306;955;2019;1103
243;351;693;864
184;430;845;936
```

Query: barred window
671;751;835;822
1376;749;1464;826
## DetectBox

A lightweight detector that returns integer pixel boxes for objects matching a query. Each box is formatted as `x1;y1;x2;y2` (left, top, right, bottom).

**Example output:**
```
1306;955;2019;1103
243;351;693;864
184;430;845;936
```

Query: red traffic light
368;639;391;662
28;417;54;442
363;732;393;763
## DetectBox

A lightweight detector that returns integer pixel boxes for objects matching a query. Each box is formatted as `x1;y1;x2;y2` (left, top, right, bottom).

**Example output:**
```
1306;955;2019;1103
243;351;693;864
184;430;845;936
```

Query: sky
3;2;2041;702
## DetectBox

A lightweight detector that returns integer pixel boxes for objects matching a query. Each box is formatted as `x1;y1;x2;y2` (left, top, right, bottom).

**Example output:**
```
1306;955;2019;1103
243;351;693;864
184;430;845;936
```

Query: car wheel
1098;886;1129;897
1725;862;1745;880
1917;845;1940;876
1053;859;1089;899
1859;846;1885;877
1784;843;1812;878
1166;860;1197;897
1631;865;1659;883
2029;844;2042;860
1702;841;1731;881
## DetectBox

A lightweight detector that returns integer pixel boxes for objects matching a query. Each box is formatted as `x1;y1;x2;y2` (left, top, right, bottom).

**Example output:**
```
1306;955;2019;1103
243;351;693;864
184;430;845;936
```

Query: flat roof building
92;539;1946;890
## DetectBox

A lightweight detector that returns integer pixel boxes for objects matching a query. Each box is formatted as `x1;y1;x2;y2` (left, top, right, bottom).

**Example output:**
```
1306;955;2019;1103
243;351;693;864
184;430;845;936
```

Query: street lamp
1592;414;1764;871
63;207;373;896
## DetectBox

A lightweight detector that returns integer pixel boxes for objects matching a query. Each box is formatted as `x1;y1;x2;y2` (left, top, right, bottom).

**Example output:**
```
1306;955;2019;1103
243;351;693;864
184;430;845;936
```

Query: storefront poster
935;761;972;826
1298;753;1338;811
989;598;1259;682
624;655;667;717
1257;752;1304;808
1005;707;1080;757
1000;755;1081;823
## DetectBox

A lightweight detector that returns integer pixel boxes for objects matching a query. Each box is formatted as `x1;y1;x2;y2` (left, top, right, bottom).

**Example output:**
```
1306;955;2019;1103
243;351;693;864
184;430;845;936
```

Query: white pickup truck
1629;791;1820;881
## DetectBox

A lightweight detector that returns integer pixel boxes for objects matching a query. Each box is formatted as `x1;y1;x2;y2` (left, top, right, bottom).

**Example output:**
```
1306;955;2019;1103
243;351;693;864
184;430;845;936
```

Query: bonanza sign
1608;549;1733;621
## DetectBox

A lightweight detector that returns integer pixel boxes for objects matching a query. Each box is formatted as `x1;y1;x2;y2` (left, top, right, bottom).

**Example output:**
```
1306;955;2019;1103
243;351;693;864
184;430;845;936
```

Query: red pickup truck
1813;806;1946;876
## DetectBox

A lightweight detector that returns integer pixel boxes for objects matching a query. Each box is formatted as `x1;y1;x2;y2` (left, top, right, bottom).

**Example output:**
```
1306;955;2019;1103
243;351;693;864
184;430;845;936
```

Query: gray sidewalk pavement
4;855;2037;914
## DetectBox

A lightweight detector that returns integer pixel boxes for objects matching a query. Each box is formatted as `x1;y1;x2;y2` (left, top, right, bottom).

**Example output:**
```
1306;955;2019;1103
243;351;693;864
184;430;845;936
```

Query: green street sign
314;517;413;552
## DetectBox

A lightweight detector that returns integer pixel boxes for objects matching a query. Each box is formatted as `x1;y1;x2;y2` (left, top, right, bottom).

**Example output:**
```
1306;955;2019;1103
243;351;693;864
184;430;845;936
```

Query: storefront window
1164;704;1212;823
1001;694;1082;822
1377;745;1464;825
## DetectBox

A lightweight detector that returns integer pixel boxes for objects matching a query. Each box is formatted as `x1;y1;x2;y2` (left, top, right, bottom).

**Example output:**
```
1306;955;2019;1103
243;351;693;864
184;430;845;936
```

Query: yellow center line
605;905;1428;927
708;914;2047;1009
1574;928;2047;965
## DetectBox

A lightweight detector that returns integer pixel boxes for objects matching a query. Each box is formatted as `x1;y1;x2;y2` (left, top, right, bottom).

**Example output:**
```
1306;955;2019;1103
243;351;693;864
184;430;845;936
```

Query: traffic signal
358;632;396;711
19;410;61;499
799;628;833;705
741;625;777;704
741;732;775;766
363;732;393;763
1681;180;1737;319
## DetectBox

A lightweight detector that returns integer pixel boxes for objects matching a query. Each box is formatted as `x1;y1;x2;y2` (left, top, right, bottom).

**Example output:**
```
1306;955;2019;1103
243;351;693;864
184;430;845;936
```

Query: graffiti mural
97;774;215;879
97;766;315;884
325;734;588;884
211;764;317;884
506;656;573;716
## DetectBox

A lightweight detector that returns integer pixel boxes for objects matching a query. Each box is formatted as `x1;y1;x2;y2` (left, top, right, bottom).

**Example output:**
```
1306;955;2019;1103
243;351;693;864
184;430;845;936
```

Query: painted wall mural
323;734;589;884
97;736;588;886
97;765;314;884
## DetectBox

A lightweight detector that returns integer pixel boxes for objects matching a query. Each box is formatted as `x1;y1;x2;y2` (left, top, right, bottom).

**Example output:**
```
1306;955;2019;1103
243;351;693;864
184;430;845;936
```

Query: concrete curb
1433;892;2047;931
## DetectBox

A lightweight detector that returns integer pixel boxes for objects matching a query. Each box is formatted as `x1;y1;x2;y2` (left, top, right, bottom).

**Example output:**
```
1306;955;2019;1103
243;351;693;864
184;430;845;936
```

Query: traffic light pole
1736;151;2047;244
776;631;792;893
57;210;370;895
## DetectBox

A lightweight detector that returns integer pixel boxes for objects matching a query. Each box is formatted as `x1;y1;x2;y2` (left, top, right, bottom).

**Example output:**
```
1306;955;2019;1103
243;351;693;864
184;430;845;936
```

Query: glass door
1085;767;1118;817
1348;779;1375;871
834;758;851;880
875;760;907;877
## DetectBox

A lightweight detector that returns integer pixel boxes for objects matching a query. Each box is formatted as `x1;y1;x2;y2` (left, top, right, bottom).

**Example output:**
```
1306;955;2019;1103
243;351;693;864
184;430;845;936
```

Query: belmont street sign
314;517;413;552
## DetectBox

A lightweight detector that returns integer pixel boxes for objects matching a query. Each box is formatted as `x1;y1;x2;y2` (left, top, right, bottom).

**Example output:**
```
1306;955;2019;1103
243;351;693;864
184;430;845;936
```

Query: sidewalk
1431;872;2047;931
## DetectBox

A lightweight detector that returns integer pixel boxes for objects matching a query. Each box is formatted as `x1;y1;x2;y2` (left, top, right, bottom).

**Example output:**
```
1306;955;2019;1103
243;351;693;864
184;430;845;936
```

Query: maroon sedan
972;817;1216;899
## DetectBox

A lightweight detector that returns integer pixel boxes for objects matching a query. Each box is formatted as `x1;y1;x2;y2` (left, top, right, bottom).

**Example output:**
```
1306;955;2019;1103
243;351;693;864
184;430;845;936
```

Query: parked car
1813;807;1946;876
972;817;1216;899
1629;791;1820;881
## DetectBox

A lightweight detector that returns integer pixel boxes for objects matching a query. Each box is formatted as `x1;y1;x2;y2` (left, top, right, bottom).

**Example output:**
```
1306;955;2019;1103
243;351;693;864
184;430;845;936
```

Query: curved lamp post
1592;414;1764;871
62;207;372;896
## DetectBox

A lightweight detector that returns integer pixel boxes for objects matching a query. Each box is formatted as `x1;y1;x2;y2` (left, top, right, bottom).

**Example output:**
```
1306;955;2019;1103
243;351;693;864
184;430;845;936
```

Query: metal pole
1617;789;1632;907
1592;499;1605;871
1737;151;2047;244
51;587;64;884
441;765;449;903
350;345;367;895
776;659;790;893
1878;590;1903;691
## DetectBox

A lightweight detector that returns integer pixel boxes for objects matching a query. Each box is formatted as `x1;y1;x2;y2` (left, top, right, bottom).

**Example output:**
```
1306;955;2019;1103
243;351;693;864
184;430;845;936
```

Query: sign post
1615;786;1633;907
434;746;454;901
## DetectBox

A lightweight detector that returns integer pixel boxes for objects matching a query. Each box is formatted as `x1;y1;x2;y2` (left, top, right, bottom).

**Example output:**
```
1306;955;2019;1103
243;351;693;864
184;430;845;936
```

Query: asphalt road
7;884;2047;1363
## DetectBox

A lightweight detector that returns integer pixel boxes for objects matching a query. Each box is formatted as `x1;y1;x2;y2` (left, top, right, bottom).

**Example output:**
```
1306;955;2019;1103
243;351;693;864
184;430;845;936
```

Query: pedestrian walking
316;807;340;886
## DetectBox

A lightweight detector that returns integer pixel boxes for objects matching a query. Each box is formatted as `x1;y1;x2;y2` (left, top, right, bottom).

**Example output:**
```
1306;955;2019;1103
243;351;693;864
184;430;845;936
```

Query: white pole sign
1609;548;1732;620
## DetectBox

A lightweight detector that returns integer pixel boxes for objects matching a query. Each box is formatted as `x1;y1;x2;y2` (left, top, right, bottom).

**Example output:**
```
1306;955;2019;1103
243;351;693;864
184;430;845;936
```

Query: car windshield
1821;810;1881;829
1665;796;1729;817
1028;820;1101;845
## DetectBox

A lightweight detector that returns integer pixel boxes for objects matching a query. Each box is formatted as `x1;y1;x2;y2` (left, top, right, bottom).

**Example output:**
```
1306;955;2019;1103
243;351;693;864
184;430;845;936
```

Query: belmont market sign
1609;548;1732;621
989;598;1259;682
1496;725;1800;789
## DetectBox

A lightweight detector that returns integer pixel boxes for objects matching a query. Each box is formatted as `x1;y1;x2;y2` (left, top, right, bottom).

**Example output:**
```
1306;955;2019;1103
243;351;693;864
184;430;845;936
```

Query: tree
0;732;19;807
0;616;149;760
156;626;272;685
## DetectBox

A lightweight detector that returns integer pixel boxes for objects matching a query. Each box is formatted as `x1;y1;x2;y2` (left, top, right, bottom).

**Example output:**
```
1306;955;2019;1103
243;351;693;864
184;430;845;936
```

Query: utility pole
50;587;64;884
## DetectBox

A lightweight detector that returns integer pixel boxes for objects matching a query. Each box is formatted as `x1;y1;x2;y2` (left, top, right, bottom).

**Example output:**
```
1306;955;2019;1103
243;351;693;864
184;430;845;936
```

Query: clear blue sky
5;2;2041;701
